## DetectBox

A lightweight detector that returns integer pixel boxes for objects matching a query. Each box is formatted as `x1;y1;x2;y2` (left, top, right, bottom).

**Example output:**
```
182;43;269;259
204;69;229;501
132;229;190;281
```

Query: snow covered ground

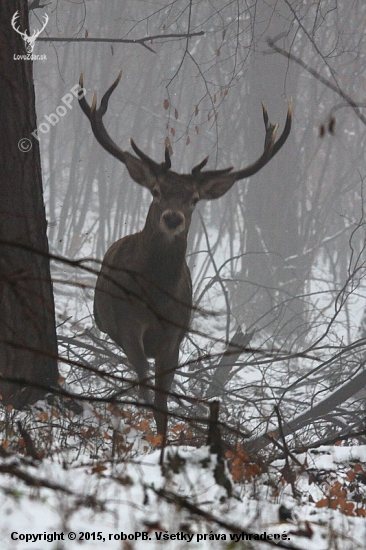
1;427;365;550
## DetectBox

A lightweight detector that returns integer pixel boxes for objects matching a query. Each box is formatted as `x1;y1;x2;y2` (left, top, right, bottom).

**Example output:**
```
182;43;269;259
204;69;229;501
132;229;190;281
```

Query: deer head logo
11;11;48;54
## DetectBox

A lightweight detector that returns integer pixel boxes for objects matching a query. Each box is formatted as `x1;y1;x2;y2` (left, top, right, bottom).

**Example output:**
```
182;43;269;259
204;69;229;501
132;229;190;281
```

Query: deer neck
140;209;188;288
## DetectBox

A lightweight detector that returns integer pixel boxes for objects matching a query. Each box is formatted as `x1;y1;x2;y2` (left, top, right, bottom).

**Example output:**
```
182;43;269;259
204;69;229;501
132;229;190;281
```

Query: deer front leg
119;334;151;404
154;342;180;435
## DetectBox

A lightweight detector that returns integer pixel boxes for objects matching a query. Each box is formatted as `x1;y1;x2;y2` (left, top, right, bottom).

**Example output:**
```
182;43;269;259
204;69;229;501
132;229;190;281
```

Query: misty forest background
35;0;366;442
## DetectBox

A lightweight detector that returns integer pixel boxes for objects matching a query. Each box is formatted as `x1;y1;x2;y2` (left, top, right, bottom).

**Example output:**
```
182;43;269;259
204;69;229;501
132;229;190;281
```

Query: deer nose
162;210;185;230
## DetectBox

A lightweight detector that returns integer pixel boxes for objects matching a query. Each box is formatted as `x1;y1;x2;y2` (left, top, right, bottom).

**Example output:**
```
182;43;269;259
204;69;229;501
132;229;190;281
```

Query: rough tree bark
0;1;59;407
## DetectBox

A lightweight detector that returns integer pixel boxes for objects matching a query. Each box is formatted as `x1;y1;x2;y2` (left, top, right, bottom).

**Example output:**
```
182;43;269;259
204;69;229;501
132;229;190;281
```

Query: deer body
94;196;193;432
79;72;292;434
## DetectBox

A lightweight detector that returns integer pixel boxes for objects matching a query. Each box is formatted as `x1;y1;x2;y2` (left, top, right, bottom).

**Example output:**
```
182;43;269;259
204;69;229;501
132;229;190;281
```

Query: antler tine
192;156;209;175
78;72;127;164
78;73;92;119
98;70;122;117
269;98;292;158
130;139;154;164
261;102;278;149
130;139;169;172
164;146;172;170
91;92;98;114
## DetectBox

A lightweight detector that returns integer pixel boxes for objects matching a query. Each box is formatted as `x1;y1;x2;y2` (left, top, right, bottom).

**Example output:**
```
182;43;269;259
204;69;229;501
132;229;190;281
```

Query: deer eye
191;196;199;206
152;188;161;199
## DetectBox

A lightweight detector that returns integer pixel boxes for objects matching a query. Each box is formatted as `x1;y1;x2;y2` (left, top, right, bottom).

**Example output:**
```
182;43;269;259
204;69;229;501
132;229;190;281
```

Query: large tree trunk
0;1;59;407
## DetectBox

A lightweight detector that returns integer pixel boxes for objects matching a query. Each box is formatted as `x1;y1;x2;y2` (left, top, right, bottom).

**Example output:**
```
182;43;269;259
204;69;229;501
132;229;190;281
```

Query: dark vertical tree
0;0;59;407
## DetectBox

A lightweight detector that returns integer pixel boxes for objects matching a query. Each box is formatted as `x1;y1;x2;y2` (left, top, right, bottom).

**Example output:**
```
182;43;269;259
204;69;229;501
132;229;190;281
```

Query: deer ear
199;173;237;200
123;152;155;189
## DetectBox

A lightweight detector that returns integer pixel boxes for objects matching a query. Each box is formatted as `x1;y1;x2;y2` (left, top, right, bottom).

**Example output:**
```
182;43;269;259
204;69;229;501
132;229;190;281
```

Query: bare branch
37;30;205;53
268;37;366;127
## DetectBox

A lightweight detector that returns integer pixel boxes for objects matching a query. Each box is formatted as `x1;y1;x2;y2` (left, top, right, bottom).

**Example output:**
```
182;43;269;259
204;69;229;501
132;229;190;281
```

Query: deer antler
197;99;292;186
79;72;171;173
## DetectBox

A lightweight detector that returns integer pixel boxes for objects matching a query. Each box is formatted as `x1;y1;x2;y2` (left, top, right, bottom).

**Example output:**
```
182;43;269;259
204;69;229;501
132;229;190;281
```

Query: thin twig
267;37;366;126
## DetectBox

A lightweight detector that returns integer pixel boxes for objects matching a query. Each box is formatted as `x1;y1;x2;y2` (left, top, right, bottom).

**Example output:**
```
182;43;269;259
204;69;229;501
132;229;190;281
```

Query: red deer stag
79;72;292;435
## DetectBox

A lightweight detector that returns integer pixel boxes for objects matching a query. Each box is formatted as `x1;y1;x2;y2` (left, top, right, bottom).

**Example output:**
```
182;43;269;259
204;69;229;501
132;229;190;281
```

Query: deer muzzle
160;210;185;235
